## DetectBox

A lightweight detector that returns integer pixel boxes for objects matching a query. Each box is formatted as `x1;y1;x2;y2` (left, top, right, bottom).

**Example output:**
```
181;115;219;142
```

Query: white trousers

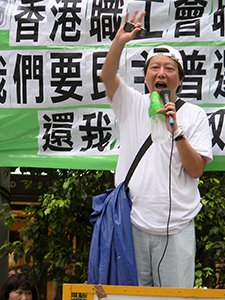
132;220;196;288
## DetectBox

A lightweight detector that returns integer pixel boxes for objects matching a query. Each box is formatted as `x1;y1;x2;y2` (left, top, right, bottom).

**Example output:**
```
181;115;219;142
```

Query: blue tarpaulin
88;181;138;286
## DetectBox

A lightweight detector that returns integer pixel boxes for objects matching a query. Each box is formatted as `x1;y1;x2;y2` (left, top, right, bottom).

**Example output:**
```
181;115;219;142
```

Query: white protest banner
0;0;224;170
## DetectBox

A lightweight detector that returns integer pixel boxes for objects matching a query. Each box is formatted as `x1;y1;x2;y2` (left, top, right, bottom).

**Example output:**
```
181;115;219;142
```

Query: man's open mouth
156;83;167;89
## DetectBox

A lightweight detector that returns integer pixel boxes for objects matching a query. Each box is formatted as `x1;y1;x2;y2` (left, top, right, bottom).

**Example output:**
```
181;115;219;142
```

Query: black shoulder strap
175;98;185;111
124;134;152;191
124;98;185;191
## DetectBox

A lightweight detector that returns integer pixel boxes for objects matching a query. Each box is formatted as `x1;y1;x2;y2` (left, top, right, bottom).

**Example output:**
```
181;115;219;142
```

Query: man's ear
178;77;184;87
176;79;183;94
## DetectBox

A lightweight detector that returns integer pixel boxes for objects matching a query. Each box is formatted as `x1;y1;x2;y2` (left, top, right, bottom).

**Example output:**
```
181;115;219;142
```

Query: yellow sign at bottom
63;284;225;300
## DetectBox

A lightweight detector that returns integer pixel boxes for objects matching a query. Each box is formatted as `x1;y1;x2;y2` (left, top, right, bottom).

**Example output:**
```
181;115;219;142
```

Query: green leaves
195;263;214;288
0;168;114;292
195;171;225;288
0;203;17;229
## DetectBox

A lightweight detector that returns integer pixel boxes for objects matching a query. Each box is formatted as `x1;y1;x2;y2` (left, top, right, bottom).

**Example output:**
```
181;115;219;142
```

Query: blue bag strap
124;98;185;192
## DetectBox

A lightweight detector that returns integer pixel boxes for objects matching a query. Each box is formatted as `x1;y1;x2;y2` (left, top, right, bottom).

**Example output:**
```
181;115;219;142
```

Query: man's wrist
174;131;185;141
173;127;182;139
172;127;186;141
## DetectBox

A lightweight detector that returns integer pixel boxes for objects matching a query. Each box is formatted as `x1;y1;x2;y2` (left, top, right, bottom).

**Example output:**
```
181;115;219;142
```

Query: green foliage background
0;169;224;297
196;171;225;288
0;168;114;298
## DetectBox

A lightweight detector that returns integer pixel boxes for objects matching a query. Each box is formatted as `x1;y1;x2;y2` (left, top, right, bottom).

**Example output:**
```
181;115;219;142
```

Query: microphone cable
157;125;174;287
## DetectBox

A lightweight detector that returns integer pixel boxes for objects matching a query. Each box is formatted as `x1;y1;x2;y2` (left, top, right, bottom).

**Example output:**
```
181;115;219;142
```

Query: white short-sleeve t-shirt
111;79;213;235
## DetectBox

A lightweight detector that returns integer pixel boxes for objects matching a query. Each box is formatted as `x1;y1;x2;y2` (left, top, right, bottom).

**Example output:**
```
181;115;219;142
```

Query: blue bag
88;134;153;286
88;181;138;286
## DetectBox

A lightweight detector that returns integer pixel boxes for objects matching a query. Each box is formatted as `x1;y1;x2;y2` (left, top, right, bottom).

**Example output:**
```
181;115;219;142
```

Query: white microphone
160;88;174;127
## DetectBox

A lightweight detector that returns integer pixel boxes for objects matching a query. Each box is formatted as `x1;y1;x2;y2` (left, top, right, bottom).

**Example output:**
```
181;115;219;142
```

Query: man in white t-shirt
100;10;213;288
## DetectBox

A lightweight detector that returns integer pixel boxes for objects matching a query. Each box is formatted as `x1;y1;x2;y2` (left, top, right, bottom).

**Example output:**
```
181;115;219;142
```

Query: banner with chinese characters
0;0;225;171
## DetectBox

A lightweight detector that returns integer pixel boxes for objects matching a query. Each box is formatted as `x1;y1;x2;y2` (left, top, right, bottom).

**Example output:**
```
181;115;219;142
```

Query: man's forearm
176;139;206;178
